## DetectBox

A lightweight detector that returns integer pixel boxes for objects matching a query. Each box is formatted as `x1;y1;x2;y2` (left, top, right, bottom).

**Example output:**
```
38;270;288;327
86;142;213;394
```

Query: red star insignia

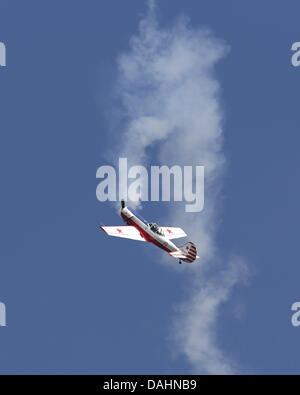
167;229;172;233
117;228;122;233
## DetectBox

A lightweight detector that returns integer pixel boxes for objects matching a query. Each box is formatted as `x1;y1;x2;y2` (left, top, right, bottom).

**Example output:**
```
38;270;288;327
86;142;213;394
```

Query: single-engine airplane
100;200;199;264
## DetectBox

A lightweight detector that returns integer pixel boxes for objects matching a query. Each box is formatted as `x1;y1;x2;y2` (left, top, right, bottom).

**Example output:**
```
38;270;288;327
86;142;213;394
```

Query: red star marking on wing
167;229;172;233
117;228;122;233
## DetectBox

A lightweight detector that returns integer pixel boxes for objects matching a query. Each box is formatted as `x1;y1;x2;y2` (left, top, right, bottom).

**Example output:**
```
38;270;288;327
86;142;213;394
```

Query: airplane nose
120;209;128;222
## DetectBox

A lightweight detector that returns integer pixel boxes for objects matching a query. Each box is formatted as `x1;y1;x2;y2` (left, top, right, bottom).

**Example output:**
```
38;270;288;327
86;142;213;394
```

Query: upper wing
161;227;187;240
100;226;146;242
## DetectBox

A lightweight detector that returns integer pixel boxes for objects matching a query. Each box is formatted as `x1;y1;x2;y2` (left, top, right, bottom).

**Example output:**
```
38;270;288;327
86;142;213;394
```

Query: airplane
100;200;199;264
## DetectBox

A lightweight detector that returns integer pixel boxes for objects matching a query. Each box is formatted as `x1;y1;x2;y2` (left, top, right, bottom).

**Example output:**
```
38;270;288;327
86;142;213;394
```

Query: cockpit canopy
149;223;164;236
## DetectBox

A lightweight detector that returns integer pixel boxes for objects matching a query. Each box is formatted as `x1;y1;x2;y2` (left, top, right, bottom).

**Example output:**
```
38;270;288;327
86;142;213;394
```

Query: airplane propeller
121;199;125;209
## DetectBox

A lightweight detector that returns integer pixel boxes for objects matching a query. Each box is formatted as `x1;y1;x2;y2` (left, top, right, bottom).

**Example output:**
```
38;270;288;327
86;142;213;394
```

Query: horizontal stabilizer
168;251;187;260
169;242;199;263
178;241;199;262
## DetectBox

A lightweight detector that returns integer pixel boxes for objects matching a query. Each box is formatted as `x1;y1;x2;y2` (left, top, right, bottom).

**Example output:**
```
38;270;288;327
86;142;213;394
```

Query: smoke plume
114;0;247;374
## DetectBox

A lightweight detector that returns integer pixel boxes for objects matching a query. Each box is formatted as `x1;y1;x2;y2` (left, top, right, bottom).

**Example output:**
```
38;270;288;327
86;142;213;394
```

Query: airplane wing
100;226;146;242
161;227;187;239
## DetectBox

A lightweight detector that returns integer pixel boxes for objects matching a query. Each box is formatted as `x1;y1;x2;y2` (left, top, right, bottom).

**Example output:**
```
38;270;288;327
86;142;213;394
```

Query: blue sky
0;0;300;374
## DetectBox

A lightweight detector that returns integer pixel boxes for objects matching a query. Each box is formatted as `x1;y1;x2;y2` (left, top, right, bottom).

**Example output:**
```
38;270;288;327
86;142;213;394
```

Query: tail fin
178;241;199;262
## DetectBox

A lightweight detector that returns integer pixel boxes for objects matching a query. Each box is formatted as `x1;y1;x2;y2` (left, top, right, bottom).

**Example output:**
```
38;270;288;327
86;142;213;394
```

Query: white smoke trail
114;1;247;374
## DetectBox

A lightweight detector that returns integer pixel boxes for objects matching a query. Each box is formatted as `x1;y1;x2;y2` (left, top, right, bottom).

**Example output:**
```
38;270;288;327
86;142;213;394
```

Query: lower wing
161;227;187;239
100;226;146;242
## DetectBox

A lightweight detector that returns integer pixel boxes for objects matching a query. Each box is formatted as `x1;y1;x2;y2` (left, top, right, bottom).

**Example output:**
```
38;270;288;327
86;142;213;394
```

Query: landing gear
179;260;182;264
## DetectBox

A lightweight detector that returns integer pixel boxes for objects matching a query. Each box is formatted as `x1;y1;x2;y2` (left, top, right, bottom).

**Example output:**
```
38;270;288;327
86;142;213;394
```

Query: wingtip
99;225;108;234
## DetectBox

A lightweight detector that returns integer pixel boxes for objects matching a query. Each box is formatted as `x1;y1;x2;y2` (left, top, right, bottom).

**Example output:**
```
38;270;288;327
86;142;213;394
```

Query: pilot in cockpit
149;223;164;236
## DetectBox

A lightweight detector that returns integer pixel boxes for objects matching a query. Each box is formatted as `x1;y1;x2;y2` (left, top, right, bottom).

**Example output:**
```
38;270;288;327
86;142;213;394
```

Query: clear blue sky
0;0;300;374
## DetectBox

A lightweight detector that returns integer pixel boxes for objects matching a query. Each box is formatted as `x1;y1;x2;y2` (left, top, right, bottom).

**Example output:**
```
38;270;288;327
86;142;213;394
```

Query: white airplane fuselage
120;206;179;254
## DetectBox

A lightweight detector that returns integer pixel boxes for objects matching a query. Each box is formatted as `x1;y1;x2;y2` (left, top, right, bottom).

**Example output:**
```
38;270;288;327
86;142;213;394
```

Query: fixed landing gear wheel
179;260;182;264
